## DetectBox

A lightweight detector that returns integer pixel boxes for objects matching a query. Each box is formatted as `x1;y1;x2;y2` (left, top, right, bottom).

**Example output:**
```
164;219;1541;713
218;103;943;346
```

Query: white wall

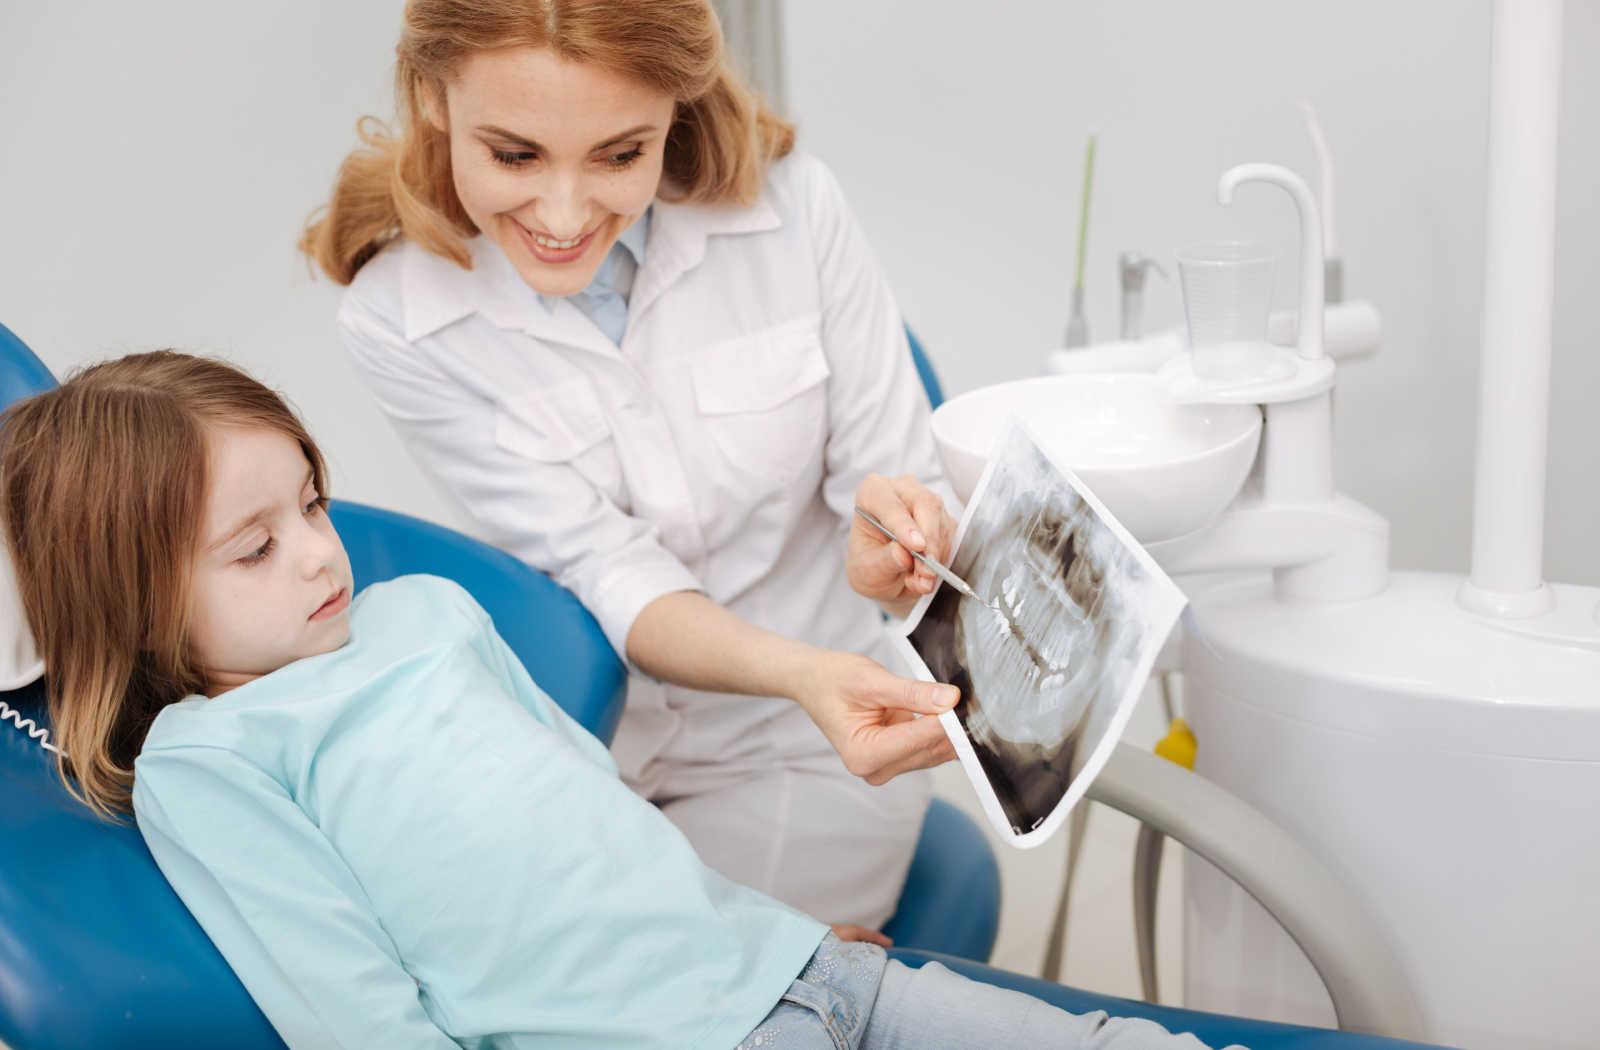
3;1;1591;582
783;0;1598;590
0;0;472;532
2;0;1595;1009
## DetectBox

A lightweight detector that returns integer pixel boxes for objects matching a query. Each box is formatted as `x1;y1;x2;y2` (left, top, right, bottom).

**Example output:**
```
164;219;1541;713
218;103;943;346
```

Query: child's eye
304;495;328;516
238;537;275;566
604;146;644;170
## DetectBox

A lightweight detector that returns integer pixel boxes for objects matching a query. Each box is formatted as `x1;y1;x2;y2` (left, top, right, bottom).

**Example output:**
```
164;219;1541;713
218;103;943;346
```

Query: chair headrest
0;322;54;691
0;537;43;691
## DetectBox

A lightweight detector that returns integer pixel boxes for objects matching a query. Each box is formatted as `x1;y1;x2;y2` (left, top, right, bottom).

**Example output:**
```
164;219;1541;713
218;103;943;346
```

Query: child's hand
830;924;892;948
848;473;957;607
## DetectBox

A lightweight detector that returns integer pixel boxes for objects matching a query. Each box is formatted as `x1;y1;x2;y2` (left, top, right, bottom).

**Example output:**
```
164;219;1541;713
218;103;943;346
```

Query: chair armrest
886;947;1447;1050
1085;743;1424;1041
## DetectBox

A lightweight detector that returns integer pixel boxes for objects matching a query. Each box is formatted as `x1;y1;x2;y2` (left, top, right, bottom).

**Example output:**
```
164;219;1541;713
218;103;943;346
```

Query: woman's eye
605;146;644;170
304;495;328;516
239;537;275;566
490;147;537;168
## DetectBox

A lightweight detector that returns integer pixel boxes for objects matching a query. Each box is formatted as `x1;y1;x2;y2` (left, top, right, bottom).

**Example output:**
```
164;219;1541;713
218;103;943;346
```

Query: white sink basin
931;374;1262;543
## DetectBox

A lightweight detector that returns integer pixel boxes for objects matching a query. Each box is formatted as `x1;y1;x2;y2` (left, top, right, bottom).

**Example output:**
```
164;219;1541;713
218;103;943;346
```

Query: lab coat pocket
493;379;624;502
689;319;831;491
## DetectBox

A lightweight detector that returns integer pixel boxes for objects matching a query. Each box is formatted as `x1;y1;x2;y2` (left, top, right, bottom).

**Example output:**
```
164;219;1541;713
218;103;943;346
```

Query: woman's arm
628;590;957;783
790;156;962;618
338;283;701;671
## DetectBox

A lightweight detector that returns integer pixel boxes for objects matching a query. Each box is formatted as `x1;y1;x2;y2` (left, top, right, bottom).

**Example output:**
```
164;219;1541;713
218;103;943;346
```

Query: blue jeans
735;935;1236;1050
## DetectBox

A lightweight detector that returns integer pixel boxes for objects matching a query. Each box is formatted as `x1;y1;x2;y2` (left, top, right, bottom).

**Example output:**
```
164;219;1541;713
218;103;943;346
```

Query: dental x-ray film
893;419;1187;849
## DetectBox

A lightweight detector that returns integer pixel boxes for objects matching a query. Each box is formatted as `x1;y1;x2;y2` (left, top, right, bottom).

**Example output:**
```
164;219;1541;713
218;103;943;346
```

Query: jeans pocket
737;935;887;1050
777;977;856;1050
736;987;846;1050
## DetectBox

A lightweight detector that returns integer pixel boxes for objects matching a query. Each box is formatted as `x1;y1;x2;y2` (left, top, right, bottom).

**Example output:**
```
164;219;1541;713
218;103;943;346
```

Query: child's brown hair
0;351;329;818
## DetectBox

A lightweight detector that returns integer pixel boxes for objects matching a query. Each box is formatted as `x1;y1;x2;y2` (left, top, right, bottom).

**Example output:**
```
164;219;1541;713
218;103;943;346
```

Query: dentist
302;0;959;930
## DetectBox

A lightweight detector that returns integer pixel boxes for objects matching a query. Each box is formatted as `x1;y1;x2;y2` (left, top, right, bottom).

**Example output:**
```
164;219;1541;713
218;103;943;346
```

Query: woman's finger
857;715;958;784
907;488;947;563
857;538;912;579
887;475;950;563
878;671;960;715
938;508;959;566
857;474;928;553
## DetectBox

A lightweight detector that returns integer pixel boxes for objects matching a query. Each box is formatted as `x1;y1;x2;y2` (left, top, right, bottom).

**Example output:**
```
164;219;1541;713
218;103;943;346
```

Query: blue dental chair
0;324;1444;1049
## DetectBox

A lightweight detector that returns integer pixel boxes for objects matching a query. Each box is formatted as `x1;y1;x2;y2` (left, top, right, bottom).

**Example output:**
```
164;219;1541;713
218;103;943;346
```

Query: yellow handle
1154;717;1198;770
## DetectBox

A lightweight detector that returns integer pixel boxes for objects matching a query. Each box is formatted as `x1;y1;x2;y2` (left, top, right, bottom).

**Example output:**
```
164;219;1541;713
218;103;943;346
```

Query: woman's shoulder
765;148;833;190
762;150;853;226
341;235;505;350
340;238;421;323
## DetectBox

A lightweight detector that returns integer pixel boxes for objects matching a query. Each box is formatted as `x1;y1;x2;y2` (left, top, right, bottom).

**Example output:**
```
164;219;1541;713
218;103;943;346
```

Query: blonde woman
303;0;963;930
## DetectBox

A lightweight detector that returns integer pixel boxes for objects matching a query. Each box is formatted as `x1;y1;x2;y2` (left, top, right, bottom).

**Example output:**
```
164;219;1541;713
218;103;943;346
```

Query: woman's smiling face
438;47;677;297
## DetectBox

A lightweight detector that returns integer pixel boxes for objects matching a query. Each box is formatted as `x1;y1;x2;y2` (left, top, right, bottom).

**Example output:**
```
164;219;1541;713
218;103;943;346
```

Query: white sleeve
336;291;702;665
133;750;460;1050
800;159;960;521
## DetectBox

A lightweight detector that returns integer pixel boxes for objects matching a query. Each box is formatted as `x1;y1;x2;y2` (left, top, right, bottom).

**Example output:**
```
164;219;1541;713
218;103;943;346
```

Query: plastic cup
1177;241;1276;381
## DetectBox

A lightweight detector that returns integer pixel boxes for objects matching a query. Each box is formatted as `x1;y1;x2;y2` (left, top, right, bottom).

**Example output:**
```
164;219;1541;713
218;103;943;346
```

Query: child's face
188;426;354;696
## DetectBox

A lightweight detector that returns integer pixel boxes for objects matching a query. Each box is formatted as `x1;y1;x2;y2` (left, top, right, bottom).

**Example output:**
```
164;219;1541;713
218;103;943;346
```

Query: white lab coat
338;152;941;926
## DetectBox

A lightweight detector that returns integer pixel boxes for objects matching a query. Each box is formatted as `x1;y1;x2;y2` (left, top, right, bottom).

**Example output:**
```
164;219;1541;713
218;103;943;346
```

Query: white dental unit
926;2;1598;1047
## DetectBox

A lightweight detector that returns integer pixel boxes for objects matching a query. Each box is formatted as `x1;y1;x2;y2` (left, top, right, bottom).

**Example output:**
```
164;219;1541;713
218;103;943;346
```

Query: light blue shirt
132;574;824;1050
538;210;649;346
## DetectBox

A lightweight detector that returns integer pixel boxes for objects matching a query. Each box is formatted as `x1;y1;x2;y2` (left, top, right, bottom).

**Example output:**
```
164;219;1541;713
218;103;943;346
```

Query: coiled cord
0;697;61;754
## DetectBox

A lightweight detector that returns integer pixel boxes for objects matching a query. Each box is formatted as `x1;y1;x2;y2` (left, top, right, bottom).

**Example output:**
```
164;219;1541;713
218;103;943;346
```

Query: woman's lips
513;219;598;264
310;588;350;622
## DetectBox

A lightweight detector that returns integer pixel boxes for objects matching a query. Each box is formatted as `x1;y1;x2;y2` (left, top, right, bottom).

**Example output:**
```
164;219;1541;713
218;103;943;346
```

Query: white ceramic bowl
930;373;1262;543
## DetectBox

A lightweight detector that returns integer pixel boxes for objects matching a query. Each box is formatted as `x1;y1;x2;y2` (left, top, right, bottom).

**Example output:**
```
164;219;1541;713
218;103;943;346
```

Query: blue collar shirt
538;209;650;346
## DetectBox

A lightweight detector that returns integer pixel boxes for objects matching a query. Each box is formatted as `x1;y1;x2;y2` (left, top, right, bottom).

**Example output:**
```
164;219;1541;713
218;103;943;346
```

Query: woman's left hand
793;650;959;785
848;473;958;616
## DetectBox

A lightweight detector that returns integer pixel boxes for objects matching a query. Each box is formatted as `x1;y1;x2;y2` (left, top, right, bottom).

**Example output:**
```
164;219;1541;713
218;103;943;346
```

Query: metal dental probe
853;505;986;605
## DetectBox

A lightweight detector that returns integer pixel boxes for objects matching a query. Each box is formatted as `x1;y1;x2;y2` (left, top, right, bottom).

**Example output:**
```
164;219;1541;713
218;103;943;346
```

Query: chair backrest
328;500;627;743
0;678;287;1050
0;322;58;405
904;324;945;409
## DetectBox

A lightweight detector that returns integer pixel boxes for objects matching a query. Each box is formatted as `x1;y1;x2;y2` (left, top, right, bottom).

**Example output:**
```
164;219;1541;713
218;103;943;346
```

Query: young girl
0;352;1230;1049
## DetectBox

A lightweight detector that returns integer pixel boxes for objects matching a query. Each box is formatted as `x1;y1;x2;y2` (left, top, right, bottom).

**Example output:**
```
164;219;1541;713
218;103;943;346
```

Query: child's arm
133;748;460;1050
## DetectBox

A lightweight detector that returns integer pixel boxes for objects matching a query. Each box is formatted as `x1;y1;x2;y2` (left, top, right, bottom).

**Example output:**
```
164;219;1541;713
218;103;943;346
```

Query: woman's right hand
847;473;957;617
791;649;959;785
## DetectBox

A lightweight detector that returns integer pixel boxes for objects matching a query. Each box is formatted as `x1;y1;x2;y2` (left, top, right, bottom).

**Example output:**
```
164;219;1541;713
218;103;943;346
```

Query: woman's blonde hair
300;0;796;285
0;352;329;819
